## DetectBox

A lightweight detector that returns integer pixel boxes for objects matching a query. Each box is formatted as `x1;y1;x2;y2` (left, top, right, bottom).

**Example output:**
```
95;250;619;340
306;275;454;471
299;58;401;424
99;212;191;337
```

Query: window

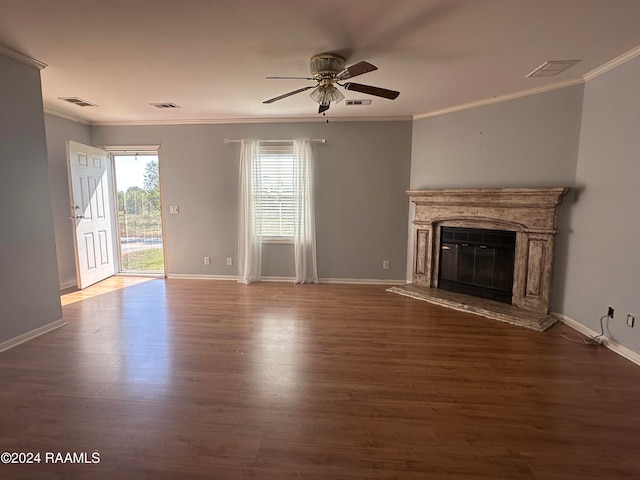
253;144;297;241
238;138;317;284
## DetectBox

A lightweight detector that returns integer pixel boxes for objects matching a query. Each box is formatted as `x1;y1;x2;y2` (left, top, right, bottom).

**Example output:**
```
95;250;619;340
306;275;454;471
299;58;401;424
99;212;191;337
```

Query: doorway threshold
116;272;165;278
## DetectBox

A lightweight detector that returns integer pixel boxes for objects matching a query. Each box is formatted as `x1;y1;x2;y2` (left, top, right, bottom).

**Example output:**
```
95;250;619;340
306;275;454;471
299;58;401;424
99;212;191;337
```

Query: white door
67;141;116;289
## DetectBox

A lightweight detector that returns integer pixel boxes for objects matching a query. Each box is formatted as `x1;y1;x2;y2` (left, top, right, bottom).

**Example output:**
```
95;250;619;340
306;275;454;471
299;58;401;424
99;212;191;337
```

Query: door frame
100;145;167;277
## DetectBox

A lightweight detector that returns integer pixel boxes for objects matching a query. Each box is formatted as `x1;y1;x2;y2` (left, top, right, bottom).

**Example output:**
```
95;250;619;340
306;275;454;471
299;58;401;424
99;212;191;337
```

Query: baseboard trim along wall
167;274;407;286
319;278;407;286
168;274;238;281
0;319;67;354
555;313;640;367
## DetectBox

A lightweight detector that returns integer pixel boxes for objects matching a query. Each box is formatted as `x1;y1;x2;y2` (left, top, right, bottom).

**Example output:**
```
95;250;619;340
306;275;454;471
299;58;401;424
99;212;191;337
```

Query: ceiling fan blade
266;76;315;80
318;103;330;114
263;86;315;104
343;82;400;100
336;61;378;80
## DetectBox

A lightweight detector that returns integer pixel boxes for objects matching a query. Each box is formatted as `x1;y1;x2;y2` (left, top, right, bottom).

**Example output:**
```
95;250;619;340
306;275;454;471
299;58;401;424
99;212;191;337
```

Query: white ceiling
2;0;640;124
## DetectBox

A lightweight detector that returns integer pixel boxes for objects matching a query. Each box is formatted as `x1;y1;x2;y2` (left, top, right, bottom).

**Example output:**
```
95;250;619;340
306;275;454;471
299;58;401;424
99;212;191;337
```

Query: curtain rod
224;138;326;144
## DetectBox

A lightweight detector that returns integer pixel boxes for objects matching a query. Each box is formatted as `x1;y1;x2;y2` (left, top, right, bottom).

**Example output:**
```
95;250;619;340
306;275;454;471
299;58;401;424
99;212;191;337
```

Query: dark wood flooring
1;278;639;479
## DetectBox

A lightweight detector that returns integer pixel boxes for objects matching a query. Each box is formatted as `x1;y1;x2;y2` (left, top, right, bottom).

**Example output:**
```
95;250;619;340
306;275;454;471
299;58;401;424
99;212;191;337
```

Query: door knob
70;205;84;219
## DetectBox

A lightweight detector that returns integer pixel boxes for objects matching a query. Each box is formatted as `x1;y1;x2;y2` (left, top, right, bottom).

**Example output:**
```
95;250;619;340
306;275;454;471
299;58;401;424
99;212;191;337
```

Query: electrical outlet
204;256;210;265
383;260;390;270
226;257;233;266
608;306;614;318
627;314;635;328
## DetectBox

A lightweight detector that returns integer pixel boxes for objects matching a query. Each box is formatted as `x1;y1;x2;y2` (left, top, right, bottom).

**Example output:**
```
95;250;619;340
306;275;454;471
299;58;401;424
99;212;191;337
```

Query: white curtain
238;140;262;283
293;139;319;284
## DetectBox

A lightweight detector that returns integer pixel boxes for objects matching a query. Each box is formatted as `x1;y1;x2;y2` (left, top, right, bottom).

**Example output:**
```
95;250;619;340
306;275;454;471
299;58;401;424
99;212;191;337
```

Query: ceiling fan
263;53;400;114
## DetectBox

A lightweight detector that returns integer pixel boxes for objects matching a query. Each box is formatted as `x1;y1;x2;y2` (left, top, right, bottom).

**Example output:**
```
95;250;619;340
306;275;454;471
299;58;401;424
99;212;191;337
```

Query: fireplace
389;187;569;331
439;226;516;304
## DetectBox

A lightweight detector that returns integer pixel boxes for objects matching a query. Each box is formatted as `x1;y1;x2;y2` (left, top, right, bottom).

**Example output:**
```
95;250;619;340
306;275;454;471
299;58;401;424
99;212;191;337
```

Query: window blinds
253;145;297;238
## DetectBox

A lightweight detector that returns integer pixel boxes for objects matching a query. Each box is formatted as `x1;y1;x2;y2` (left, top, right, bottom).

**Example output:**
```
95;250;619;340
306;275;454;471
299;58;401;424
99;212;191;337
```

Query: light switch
170;205;179;214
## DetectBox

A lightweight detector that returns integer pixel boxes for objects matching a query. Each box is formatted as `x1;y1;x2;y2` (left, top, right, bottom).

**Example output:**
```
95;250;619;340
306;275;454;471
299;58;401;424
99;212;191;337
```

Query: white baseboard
554;313;640;367
319;277;408;286
0;319;67;354
260;276;407;285
168;275;297;283
167;274;407;286
168;274;238;281
261;276;295;283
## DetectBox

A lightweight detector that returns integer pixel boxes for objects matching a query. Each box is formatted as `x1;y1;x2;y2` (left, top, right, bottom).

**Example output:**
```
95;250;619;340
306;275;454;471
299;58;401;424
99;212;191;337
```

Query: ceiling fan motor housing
310;53;345;80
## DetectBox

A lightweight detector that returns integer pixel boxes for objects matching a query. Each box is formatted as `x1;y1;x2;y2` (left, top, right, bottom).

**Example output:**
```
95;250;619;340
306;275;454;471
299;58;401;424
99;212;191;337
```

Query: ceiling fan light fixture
309;84;344;105
264;53;398;111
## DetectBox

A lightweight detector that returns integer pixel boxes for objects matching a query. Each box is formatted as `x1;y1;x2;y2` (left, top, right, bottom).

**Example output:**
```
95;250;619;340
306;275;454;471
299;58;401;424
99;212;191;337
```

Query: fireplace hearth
389;187;569;332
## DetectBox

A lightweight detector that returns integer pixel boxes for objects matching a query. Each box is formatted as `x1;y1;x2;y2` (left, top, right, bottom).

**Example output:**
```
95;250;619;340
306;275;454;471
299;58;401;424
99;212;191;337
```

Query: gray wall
90;120;412;281
409;84;585;308
44;114;92;288
0;55;62;344
410;85;584;190
562;56;640;352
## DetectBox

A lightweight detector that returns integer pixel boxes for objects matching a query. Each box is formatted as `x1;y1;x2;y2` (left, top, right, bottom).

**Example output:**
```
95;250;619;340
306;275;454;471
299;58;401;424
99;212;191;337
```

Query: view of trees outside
114;155;164;272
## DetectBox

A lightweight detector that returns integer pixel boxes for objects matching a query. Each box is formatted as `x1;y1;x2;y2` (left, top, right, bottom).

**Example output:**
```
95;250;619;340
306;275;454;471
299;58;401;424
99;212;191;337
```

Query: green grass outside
121;247;165;272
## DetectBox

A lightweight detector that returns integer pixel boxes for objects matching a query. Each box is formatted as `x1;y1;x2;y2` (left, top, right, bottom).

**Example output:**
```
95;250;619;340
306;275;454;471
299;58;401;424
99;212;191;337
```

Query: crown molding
414;44;640;121
0;45;47;70
582;44;640;81
413;78;584;120
89;115;412;127
43;107;91;125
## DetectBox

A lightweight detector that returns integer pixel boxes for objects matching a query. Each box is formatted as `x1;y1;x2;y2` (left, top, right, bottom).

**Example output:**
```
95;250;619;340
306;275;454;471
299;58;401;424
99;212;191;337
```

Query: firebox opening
438;226;516;304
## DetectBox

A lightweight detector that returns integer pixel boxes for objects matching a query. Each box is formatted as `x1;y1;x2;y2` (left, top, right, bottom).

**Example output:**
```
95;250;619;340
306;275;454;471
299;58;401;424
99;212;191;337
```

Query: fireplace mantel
393;187;569;331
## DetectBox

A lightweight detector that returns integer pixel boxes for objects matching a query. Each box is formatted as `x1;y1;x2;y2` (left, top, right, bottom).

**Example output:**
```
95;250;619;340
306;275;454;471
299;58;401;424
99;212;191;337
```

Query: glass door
112;153;165;274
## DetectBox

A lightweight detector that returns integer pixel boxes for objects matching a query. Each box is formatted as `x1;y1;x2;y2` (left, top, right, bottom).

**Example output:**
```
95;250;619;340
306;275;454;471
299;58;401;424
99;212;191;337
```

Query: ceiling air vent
526;60;580;78
346;99;372;106
150;102;180;109
59;97;97;107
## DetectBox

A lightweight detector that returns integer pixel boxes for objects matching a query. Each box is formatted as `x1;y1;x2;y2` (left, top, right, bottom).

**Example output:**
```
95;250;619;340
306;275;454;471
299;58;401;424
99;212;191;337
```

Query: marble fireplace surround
389;187;569;332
